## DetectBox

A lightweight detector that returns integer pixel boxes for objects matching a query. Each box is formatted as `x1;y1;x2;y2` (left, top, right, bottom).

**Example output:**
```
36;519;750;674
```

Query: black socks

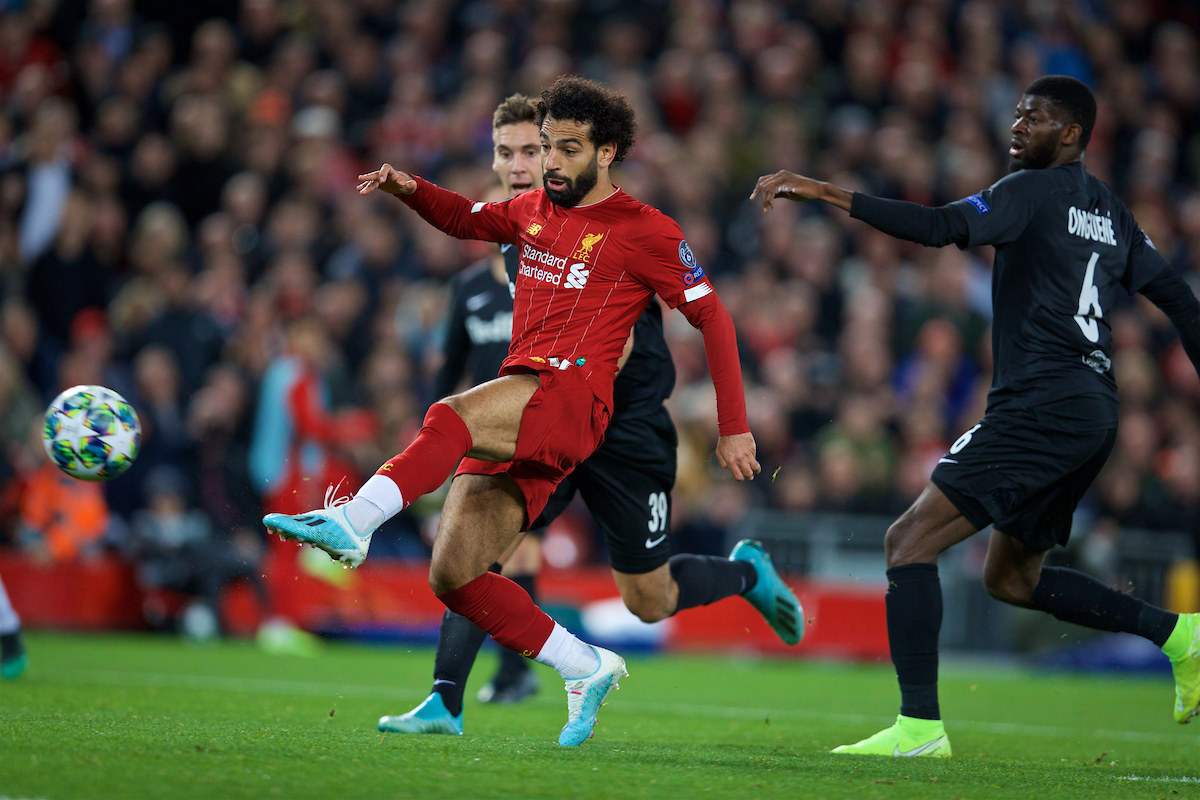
0;630;22;663
430;562;504;717
430;610;486;717
669;554;757;614
492;573;537;686
886;564;942;721
882;562;1181;726
1030;566;1178;647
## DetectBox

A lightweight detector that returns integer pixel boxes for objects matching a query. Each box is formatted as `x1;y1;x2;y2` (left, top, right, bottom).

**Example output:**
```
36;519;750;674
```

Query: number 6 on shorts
950;423;982;455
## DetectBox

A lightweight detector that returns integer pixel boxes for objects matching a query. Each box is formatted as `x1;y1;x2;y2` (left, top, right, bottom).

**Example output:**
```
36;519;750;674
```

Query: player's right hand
749;170;823;211
358;163;417;196
716;432;761;482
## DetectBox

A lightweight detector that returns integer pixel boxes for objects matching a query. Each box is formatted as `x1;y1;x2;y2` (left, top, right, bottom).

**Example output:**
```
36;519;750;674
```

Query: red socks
377;403;473;508
438;572;556;658
386;405;555;658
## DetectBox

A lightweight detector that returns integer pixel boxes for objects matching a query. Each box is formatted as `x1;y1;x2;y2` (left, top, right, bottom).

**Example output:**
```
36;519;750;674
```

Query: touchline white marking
1116;776;1200;783
29;668;1200;747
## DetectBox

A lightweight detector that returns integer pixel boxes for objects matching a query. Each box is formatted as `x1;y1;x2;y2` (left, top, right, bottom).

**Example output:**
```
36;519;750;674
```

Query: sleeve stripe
683;282;713;303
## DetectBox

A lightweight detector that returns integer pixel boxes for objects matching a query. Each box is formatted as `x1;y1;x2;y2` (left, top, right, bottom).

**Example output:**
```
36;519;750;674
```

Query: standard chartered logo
519;261;562;285
564;262;590;290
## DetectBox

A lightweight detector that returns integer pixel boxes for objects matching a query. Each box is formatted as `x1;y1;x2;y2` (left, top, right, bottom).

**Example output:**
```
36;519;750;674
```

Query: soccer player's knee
982;570;1032;606
435;396;461;417
884;521;917;567
428;562;464;596
623;592;671;623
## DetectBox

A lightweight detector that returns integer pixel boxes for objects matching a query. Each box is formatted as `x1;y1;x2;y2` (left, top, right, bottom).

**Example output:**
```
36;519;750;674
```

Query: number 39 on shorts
950;423;982;455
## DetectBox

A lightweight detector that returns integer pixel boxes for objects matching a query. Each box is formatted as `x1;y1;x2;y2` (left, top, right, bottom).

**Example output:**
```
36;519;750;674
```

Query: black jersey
434;259;512;399
947;162;1170;429
502;243;676;430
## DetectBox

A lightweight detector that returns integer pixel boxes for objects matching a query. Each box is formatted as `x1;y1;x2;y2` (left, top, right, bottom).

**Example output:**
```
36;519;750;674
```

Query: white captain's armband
471;202;485;213
683;282;713;302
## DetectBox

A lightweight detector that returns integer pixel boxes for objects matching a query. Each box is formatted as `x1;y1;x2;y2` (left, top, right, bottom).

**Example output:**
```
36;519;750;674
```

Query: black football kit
842;157;1198;727
851;161;1200;550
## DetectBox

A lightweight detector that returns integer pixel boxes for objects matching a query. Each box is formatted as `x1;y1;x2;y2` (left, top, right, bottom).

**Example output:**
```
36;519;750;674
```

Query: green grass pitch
1;633;1197;799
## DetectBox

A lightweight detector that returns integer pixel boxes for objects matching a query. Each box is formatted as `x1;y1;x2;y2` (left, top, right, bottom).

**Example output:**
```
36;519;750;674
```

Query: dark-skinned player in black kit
752;75;1200;757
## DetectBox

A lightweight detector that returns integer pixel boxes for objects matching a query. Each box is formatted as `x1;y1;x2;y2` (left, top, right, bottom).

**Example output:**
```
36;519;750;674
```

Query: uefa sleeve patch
682;263;706;286
964;195;990;215
678;240;697;268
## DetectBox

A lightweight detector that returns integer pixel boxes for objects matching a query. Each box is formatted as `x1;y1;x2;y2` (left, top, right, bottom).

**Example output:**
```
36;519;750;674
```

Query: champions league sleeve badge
678;240;697;269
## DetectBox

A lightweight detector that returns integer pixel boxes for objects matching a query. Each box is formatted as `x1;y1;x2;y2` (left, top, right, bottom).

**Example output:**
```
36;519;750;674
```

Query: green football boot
730;540;804;645
1163;613;1200;723
831;715;952;757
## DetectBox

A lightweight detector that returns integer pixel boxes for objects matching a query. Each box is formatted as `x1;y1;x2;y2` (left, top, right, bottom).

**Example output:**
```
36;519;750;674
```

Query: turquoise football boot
263;487;372;568
558;646;627;747
730;539;804;645
378;693;463;736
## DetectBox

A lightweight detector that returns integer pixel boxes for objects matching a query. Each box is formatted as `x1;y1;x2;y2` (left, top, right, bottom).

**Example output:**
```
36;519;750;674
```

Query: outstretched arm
358;163;519;244
677;292;760;481
751;170;971;248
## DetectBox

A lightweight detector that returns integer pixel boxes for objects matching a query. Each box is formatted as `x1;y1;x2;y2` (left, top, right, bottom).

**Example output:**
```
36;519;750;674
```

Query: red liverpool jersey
401;178;734;421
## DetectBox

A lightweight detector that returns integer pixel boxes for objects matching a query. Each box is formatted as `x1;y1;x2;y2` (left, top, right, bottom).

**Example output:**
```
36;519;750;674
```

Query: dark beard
1008;137;1058;172
544;156;599;208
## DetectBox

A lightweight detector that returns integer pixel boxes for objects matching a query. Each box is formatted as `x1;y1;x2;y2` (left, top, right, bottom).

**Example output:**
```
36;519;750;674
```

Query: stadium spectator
17;448;110;563
125;464;266;639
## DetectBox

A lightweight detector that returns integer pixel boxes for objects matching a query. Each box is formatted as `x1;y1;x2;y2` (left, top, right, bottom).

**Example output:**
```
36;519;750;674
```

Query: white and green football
42;385;141;481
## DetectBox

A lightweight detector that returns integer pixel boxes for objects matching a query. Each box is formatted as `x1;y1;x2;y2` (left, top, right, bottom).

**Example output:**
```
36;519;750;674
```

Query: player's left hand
749;170;823;211
357;163;416;196
716;432;761;482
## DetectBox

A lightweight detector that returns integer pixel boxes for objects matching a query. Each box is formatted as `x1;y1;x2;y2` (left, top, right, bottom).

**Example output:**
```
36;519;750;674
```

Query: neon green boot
1164;613;1200;723
831;715;951;757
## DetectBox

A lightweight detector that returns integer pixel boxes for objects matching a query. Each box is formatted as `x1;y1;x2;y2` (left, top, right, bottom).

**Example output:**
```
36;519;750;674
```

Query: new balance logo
564;262;589;290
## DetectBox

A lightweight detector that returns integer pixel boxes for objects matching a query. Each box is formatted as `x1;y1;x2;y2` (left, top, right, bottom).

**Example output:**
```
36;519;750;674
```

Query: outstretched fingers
749;172;791;212
357;170;382;195
357;163;413;196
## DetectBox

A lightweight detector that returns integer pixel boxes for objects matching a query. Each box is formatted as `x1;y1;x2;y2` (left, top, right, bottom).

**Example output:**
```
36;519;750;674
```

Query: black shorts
931;408;1117;552
531;415;676;574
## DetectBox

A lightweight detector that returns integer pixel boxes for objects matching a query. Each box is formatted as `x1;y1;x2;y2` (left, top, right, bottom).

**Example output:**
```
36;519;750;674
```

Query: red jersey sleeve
625;209;714;308
398;175;523;244
628;210;748;436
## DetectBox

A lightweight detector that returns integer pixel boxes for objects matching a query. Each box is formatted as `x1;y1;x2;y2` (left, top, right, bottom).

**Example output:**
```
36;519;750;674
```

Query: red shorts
455;363;610;529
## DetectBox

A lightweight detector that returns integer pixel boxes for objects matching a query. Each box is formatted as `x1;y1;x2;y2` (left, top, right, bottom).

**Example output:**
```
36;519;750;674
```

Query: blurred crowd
0;0;1199;592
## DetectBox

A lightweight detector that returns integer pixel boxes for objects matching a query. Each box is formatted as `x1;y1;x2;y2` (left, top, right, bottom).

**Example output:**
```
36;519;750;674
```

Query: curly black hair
536;75;638;163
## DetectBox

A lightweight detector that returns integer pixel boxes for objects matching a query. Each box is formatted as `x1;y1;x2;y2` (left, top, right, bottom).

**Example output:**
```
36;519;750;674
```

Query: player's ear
596;141;617;169
1061;121;1082;148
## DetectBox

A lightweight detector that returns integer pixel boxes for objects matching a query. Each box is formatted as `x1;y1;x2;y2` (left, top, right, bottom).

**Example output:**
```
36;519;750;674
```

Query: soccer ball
42;385;141;481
